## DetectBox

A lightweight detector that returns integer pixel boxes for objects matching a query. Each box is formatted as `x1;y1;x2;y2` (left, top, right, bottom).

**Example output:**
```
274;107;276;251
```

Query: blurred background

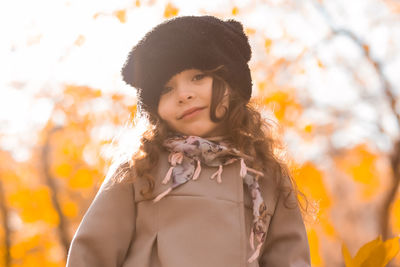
1;0;400;266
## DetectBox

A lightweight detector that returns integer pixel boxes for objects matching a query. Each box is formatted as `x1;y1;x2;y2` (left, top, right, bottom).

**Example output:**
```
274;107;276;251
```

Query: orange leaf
64;85;102;100
308;228;323;266
392;197;400;233
164;3;179;18
93;12;102;19
382;236;400;266
264;38;272;53
232;7;239;15
317;58;324;68
245;27;256;35
69;169;95;189
258;82;266;92
74;35;85;46
334;144;380;200
342;243;355;267
341;235;400;267
62;201;78;218
114;9;126;23
304;124;313;133
353;236;382;266
293;162;330;212
9;187;59;225
363;44;369;53
55;163;72;178
263;91;302;123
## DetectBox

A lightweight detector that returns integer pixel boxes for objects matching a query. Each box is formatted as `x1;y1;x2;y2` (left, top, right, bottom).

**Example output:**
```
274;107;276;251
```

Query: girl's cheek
157;98;169;120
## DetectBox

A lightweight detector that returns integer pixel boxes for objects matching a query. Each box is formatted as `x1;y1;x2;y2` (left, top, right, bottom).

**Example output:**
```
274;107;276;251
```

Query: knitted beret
121;15;253;113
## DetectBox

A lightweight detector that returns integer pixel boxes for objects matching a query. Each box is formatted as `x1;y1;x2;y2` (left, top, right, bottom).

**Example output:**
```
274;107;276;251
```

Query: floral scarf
152;134;268;263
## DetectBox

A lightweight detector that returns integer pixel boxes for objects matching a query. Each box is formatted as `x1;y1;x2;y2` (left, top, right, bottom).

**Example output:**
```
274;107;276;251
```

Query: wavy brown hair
109;65;312;220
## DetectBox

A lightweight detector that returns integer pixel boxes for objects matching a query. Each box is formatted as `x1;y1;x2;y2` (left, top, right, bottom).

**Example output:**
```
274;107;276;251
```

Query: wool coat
66;149;311;267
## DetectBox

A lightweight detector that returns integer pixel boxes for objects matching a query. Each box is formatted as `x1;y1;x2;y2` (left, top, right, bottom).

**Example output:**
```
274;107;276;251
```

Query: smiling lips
179;107;205;119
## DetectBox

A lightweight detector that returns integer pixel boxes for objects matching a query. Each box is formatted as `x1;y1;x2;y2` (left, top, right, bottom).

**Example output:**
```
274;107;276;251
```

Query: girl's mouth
181;107;205;119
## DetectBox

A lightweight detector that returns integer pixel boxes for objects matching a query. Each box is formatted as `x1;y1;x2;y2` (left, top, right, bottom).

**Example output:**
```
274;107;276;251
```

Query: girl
66;15;311;267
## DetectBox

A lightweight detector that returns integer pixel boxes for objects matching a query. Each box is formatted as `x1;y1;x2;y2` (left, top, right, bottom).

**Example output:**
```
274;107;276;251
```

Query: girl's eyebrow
190;71;205;77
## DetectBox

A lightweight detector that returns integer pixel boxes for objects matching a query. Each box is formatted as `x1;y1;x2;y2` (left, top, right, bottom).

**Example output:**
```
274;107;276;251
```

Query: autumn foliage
1;1;400;266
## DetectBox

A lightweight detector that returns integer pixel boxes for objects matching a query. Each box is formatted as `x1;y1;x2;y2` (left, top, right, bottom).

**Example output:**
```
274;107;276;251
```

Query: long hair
108;65;312;219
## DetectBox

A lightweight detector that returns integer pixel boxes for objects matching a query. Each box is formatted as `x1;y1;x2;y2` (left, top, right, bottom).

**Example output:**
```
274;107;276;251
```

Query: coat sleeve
259;179;311;267
66;167;136;267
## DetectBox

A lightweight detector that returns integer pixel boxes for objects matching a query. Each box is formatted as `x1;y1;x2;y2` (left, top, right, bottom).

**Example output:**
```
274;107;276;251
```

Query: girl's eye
193;74;205;81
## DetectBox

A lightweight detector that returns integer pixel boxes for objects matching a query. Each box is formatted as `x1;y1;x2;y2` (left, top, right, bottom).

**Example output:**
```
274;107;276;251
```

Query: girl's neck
203;135;229;142
168;131;229;142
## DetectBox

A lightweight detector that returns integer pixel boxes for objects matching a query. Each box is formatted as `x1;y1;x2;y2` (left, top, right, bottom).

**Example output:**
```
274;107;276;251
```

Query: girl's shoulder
100;161;135;192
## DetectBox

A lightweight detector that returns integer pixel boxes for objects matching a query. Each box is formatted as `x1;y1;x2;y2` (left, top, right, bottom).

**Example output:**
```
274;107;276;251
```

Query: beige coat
66;150;311;267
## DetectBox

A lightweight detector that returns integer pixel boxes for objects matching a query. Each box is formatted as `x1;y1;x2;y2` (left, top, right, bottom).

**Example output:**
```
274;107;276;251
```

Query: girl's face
157;69;230;138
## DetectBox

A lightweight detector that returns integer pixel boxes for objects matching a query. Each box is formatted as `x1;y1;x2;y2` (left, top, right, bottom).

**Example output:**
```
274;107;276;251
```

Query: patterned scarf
152;134;268;263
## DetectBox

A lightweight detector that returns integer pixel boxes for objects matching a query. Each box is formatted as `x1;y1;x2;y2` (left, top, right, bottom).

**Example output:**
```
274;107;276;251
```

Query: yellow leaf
354;236;382;266
245;27;256;35
342;236;399;267
164;3;179;18
262;89;303;125
9;187;59;225
62;201;78;218
129;104;137;121
392;198;400;233
363;44;369;53
69;169;94;189
334;144;380;200
74;35;85;46
112;93;124;101
135;0;140;7
293;162;330;211
265;38;272;53
342;236;400;267
64;85;102;99
308;228;323;266
232;7;239;15
321;219;336;238
342;243;355;267
258;82;266;92
93;12;102;19
304;124;313;133
317;58;324;68
114;9;126;23
55;163;72;178
381;236;400;267
360;242;386;267
10;234;40;259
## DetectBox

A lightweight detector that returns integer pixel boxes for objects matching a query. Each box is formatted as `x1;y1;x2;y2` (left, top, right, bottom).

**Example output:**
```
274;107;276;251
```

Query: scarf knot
153;134;268;263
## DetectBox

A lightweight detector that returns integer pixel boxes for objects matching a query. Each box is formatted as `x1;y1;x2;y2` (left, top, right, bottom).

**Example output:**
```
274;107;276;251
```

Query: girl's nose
177;86;195;104
178;94;193;104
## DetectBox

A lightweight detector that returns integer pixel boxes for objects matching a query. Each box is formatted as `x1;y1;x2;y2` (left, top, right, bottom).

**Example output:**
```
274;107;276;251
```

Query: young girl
66;15;311;267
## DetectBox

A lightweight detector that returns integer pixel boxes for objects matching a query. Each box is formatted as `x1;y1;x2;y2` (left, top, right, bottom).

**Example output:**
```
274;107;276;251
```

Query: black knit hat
121;15;253;113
